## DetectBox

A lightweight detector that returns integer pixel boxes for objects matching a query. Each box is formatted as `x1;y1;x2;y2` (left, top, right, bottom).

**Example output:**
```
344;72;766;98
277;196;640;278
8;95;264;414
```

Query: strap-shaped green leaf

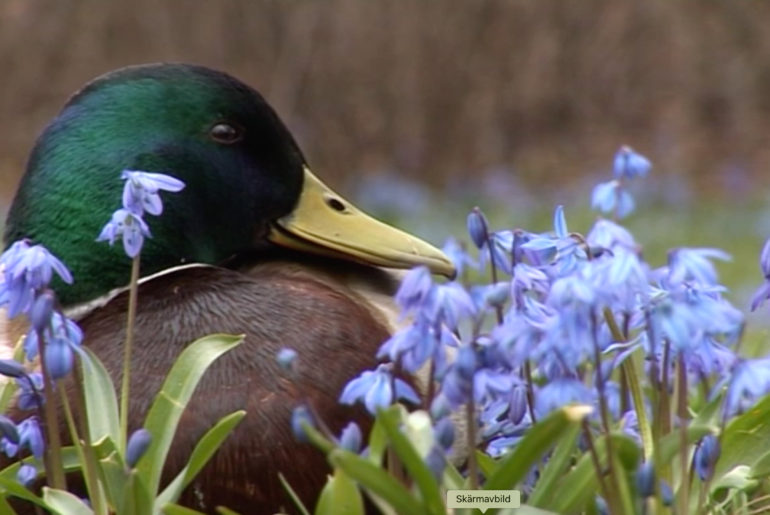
155;410;245;509
137;333;243;496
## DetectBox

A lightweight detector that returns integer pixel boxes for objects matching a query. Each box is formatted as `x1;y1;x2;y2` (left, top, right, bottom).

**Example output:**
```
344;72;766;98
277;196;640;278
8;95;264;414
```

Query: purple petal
142;192;163;216
44;340;73;380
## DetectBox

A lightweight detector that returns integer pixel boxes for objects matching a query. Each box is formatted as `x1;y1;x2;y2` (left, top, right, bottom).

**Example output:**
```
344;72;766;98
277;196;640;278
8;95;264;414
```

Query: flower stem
580;421;611;506
36;329;66;490
120;256;140;451
603;308;653;461
677;355;690;515
59;386;107;515
465;396;478;490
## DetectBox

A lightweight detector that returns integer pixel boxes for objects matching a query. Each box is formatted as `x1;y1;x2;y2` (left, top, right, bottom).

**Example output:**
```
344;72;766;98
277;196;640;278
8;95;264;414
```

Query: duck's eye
210;122;243;144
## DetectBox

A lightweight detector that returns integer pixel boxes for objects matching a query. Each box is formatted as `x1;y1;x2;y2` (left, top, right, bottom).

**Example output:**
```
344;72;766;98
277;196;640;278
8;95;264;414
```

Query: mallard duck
2;63;455;513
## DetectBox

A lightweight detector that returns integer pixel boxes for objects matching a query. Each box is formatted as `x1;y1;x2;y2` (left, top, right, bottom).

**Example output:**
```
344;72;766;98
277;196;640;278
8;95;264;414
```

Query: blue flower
0;359;26;379
377;321;439;374
434;417;454;451
28;290;54;332
429;395;452;420
121;170;185;216
0;242;73;318
478;231;514;275
722;357;770;416
586;219;638;253
473;368;513;404
126;428;152;468
24;313;83;363
276;347;298;371
17;373;43;411
591;180;635;219
424;281;477;330
45;338;74;380
693;435;720;481
339;364;420;414
534;378;594;418
666;247;730;286
338;422;362;453
750;237;770;311
637;461;655;498
96;208;151;258
290;405;314;443
394;266;434;315
486;435;521;458
613;146;651;180
16;464;36;487
441;237;477;276
467;208;489;249
1;417;43;459
508;381;529;425
472;282;510;309
0;416;19;445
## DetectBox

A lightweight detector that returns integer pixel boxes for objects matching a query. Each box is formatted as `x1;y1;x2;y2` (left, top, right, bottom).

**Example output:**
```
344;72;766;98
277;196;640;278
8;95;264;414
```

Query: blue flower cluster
97;170;185;257
335;146;760;490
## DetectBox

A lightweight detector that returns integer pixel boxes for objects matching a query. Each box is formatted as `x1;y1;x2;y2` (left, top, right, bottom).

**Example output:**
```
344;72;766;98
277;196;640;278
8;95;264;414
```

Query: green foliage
0;334;243;514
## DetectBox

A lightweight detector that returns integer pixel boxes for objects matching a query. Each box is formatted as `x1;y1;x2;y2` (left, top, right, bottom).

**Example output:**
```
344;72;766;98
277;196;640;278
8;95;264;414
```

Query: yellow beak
267;167;456;277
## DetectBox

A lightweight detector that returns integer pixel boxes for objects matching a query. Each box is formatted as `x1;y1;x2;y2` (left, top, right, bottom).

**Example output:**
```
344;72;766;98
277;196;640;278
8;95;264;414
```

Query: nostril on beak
325;196;346;212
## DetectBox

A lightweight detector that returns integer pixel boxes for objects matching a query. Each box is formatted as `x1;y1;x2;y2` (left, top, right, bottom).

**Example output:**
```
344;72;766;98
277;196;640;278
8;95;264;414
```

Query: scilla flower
98;170;185;258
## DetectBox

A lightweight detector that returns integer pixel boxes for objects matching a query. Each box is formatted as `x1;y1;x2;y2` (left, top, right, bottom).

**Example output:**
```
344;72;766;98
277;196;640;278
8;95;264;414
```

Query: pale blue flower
591;180;635;218
467;208;489;249
339;364;420;414
121;170;185;216
126;428;152;468
0;242;72;318
16;464;36;487
667;247;730;286
97;208;151;258
442;237;477;276
613;146;651;180
338;422;362;453
276;347;298;371
693;435;720;481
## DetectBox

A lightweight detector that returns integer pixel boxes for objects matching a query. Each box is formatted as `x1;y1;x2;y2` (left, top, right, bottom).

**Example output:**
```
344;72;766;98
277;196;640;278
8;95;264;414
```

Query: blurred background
2;0;770;319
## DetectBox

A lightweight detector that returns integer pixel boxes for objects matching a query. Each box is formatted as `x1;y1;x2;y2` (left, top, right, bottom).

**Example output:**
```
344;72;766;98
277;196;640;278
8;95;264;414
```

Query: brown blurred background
1;0;770;208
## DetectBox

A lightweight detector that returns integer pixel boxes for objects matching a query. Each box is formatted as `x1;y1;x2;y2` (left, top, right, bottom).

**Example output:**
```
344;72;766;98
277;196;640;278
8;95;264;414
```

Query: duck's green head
5;63;454;305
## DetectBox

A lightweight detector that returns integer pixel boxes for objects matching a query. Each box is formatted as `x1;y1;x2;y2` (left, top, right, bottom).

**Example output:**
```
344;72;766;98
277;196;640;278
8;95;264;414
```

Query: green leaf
301;421;336;455
215;508;241;515
278;472;312;515
329;449;424;515
156;410;246;510
749;448;770;478
484;405;592;492
441;461;465;490
475;450;497;478
711;465;759;495
162;503;206;515
717;394;770;479
125;469;153;515
42;487;93;515
96;447;130;512
378;407;444;515
545;433;640;514
314;468;364;515
367;416;387;466
80;347;121;446
528;423;580;507
0;447;84;510
137;333;243;496
0;474;47;508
